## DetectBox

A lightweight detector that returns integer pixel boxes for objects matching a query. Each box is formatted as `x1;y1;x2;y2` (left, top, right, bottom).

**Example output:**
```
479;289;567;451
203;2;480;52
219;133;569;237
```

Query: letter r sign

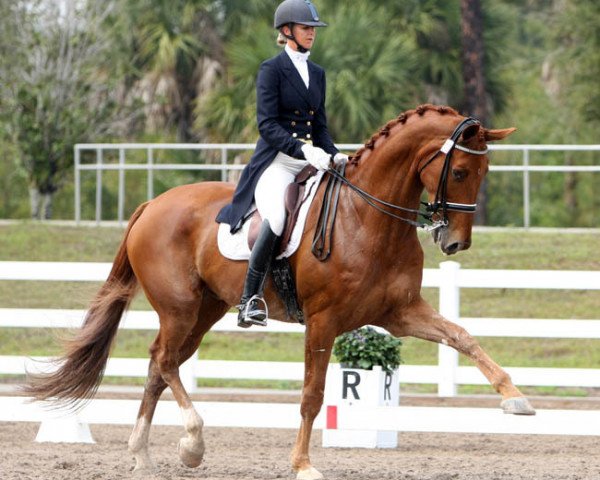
342;371;361;400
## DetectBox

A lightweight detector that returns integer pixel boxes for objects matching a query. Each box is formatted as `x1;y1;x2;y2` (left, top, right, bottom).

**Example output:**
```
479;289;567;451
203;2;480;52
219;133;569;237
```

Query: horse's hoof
501;396;536;415
297;466;324;480
177;437;205;468
131;452;155;474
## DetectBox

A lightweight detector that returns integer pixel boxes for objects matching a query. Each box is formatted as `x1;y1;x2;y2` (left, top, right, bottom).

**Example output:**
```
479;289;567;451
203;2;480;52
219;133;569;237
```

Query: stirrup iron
237;295;268;328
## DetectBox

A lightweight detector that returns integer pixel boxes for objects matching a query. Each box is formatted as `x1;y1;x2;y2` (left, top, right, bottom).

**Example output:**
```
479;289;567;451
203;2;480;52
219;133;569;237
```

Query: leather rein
311;118;488;260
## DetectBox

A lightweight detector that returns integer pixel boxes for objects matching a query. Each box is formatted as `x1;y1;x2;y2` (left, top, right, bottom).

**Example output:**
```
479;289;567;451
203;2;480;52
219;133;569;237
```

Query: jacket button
292;133;298;138
291;121;296;126
309;110;314;115
306;134;311;139
295;110;300;115
307;121;311;126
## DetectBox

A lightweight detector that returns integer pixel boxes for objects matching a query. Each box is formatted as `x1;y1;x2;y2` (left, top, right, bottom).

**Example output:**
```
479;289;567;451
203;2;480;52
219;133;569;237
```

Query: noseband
325;117;488;232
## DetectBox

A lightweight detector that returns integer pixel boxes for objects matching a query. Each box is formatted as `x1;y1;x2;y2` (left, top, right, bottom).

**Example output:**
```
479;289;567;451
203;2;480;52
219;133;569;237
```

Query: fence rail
1;261;599;397
73;143;600;227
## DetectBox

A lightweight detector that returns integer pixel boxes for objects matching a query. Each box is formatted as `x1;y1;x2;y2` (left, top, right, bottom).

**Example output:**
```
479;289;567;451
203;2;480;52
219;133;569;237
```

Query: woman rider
216;0;347;328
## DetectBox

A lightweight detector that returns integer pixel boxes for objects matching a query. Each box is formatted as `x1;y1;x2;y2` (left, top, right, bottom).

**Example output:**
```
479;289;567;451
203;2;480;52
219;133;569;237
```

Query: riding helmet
274;0;328;29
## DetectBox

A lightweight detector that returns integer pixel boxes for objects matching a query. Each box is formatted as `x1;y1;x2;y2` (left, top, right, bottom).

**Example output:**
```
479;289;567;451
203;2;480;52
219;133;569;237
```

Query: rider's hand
333;152;348;165
301;144;331;171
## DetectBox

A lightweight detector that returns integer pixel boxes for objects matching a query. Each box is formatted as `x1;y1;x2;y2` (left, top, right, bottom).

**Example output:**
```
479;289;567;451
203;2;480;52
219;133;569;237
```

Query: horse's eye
452;168;468;181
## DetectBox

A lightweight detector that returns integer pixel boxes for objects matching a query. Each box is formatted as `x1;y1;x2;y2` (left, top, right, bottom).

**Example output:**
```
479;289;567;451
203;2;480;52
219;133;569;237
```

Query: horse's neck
341;138;424;243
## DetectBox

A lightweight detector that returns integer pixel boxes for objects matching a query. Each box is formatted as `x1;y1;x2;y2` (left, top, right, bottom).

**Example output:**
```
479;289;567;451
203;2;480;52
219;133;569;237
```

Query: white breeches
255;152;309;236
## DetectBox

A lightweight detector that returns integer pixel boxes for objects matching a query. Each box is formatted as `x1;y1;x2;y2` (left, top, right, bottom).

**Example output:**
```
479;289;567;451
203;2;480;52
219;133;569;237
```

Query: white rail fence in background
1;261;599;397
74;143;600;227
2;261;600;439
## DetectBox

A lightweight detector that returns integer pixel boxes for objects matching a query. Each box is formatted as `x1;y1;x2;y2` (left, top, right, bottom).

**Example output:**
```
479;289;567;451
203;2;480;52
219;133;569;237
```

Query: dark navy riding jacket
216;50;339;233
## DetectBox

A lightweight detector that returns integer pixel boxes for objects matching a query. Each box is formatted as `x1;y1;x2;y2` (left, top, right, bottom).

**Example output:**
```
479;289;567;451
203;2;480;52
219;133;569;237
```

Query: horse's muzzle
431;227;471;255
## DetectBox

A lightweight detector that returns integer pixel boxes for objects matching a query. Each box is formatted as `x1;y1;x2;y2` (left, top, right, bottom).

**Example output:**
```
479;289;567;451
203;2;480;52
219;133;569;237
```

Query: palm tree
114;0;221;141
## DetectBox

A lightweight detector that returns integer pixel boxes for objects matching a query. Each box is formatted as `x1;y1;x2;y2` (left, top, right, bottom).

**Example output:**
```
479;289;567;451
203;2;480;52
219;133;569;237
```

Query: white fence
2;260;600;439
1;261;599;397
73;143;600;227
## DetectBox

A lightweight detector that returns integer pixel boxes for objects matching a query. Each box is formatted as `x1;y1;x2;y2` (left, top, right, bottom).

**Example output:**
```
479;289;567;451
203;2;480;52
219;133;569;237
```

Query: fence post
95;148;103;225
221;147;227;182
118;148;125;226
523;148;530;228
438;261;460;397
147;147;154;201
74;146;81;224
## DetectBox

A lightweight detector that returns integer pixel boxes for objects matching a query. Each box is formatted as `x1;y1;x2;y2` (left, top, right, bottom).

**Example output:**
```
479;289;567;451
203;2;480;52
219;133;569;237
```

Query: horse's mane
349;104;460;165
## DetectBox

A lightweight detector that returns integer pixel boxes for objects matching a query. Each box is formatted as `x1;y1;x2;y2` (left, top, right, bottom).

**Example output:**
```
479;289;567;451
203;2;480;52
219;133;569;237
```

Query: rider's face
286;24;316;51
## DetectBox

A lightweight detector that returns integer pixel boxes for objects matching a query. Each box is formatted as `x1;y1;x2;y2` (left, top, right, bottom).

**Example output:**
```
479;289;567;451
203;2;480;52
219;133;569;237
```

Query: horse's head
418;117;515;255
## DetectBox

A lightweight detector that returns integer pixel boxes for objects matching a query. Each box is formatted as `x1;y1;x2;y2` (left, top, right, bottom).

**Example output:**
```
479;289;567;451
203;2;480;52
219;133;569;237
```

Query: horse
24;104;534;480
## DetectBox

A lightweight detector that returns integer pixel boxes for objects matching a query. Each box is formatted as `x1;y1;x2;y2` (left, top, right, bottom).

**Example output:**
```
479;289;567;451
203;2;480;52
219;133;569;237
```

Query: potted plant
323;327;402;449
332;326;402;373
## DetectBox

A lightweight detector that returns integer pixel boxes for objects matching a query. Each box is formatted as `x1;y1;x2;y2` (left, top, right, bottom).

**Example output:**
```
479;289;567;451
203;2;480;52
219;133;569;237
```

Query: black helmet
274;0;328;29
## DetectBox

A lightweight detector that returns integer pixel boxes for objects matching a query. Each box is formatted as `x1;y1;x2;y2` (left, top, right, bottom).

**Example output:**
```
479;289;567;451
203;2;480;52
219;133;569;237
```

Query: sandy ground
2;394;600;480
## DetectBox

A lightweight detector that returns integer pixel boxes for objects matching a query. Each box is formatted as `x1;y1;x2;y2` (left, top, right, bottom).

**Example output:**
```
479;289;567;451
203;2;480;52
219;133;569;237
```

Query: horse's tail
23;202;150;409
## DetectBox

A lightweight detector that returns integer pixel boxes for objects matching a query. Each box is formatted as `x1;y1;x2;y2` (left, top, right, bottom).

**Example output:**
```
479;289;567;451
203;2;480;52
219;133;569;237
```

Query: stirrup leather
237;295;268;327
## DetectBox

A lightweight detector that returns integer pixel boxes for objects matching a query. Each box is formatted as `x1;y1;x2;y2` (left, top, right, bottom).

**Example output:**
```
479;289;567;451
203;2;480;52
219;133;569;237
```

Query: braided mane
349;104;460;164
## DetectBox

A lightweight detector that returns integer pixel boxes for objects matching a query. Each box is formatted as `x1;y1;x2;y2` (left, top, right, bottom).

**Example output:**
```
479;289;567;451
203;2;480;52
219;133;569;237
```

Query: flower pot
322;364;399;448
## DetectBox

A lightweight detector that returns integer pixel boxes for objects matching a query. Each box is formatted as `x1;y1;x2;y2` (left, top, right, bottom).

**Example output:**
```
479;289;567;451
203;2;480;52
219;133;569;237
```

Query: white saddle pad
218;171;324;260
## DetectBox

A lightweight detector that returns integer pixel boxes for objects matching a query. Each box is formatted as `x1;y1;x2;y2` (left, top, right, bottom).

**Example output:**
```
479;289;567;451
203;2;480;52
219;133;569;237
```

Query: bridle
323;118;488;231
416;117;488;228
312;117;489;260
312;117;488;260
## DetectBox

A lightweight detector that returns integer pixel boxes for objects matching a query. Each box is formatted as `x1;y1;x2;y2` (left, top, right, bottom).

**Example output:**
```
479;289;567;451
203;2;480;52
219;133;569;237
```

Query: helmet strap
282;23;309;53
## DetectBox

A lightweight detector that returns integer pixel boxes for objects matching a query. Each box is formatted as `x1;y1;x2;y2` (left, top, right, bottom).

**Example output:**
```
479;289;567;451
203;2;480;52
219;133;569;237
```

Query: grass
0;222;599;395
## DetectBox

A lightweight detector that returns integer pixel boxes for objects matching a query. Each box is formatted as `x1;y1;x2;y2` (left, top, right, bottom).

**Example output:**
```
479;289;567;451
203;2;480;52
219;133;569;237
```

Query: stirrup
237;295;268;328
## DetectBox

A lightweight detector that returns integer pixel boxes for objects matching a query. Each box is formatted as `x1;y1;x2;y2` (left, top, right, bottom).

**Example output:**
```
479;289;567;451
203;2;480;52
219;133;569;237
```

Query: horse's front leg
386;297;535;415
291;318;337;480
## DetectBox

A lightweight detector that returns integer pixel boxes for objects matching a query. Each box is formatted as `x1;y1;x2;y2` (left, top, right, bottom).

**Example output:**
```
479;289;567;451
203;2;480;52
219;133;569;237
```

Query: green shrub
333;327;402;373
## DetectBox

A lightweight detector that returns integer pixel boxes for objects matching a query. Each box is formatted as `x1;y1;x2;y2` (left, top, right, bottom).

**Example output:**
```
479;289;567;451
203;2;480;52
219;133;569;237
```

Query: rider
216;0;347;328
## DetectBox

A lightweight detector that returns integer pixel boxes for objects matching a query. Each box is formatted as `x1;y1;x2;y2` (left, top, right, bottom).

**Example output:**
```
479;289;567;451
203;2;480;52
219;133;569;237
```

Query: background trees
1;1;136;218
0;0;597;225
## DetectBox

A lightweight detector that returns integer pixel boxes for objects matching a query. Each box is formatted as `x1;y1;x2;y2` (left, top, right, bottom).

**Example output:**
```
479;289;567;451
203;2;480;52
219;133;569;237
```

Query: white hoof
178;437;205;468
132;463;155;476
296;466;324;480
501;397;536;415
131;451;154;474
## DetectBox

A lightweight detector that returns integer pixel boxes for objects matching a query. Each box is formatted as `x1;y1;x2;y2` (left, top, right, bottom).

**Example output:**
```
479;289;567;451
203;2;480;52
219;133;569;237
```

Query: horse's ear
460;124;480;142
484;127;516;141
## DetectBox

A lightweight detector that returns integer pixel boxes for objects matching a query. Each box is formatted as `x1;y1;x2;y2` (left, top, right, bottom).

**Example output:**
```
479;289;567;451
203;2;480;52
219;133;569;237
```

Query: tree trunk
29;187;54;220
29;187;41;220
460;0;488;225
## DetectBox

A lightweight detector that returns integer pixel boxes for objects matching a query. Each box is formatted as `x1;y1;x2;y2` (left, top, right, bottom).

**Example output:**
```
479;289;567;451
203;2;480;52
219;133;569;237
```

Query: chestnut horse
25;105;534;480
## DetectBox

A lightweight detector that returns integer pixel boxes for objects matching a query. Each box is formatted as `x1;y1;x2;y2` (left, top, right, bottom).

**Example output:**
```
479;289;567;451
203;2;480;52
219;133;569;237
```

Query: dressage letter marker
323;365;400;448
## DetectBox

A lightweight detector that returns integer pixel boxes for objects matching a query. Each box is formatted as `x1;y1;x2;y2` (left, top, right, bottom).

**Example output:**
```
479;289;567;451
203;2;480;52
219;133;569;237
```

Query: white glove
333;152;348;165
301;144;331;171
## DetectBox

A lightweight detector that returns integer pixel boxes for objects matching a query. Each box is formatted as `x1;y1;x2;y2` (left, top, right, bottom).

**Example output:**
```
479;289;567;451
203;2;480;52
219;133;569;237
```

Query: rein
311;117;488;260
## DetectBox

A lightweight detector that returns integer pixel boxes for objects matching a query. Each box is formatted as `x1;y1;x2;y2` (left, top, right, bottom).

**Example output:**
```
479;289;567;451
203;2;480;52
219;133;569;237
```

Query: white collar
285;44;310;63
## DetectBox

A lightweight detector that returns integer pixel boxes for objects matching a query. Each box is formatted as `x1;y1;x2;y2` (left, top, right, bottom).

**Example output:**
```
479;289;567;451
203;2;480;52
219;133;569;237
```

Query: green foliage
333;327;402;373
0;1;139;218
554;0;600;127
0;0;599;226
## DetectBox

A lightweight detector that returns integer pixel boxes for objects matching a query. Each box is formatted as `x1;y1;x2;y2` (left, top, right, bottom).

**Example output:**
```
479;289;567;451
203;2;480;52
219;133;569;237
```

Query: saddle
247;164;318;254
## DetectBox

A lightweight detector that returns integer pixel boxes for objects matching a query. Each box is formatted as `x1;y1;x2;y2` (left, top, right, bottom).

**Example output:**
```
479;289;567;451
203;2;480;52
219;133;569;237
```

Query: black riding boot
237;220;279;328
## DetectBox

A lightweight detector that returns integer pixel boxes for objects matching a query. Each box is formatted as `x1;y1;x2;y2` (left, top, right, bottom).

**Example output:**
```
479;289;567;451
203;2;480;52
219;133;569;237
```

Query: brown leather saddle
247;164;318;255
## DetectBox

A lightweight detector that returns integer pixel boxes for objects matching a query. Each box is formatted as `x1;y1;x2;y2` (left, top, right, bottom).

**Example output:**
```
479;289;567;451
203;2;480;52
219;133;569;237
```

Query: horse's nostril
445;242;461;254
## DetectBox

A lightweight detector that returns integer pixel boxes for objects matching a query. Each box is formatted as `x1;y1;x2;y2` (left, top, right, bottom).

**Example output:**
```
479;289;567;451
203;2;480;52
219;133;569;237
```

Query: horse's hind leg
128;294;228;471
128;358;167;472
386;298;535;415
